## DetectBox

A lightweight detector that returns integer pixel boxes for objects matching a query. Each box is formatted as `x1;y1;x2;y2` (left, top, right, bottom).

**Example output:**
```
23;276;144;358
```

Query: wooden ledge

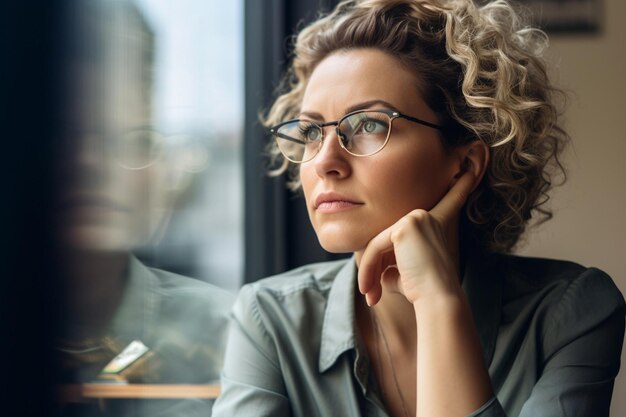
57;383;221;402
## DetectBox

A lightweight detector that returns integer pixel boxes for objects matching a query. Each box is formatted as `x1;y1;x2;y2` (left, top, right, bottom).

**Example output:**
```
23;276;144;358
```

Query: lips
57;193;129;213
314;192;363;212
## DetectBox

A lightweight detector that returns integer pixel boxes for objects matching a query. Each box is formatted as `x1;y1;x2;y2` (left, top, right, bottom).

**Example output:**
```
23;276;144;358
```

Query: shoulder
128;261;236;382
149;266;235;318
495;253;623;305
142;265;235;351
232;258;351;334
244;258;349;298
495;253;625;344
496;253;587;285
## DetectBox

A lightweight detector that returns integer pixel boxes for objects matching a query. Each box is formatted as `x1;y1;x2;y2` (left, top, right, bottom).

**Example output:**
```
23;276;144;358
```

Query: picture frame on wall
513;0;602;33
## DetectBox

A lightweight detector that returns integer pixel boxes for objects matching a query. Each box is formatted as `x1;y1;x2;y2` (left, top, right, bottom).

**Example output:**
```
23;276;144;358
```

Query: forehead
301;48;430;118
62;60;150;131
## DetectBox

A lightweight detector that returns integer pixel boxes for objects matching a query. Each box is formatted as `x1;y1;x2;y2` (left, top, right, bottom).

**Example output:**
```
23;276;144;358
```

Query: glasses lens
115;129;163;169
274;120;322;162
339;111;390;156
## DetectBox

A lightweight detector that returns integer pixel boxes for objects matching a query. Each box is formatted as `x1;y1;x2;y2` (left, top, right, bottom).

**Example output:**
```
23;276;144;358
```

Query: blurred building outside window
133;0;244;291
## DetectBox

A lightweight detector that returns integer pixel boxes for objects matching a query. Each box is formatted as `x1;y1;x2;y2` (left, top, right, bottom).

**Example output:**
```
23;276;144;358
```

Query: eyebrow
299;99;401;121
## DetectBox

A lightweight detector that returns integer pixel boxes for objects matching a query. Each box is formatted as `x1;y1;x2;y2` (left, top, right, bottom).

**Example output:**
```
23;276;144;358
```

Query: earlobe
451;140;490;191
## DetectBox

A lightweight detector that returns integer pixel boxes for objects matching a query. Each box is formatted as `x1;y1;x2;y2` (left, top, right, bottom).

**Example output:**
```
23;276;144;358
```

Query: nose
62;130;114;188
312;127;351;179
75;132;121;177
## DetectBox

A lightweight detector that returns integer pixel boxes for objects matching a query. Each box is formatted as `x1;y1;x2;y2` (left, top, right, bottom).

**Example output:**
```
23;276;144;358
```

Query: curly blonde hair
264;0;568;253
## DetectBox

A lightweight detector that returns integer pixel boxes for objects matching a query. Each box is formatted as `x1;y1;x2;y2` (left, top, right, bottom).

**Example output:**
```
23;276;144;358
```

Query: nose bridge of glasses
317;120;339;135
318;120;349;150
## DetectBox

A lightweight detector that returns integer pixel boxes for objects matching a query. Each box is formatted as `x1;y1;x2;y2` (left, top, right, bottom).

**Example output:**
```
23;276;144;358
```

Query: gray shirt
213;252;625;416
57;256;235;417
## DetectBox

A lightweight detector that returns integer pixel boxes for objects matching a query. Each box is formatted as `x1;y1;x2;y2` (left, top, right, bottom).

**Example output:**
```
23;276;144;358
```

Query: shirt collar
109;255;161;345
318;256;358;373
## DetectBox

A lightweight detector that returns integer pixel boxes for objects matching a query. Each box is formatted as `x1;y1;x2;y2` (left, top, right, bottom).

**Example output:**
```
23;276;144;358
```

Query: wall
517;0;626;415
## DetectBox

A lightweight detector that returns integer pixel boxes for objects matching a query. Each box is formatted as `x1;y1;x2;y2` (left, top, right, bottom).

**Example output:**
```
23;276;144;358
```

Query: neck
359;284;417;350
354;265;418;417
57;249;130;338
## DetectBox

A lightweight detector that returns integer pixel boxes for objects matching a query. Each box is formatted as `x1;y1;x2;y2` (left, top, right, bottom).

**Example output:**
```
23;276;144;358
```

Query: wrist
412;289;467;320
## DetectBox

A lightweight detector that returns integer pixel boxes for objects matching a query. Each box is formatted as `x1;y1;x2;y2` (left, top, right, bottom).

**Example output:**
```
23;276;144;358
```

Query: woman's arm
359;171;494;417
413;290;494;416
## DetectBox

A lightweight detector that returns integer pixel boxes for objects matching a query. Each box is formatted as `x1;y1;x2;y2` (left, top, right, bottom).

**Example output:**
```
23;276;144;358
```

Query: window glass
133;0;243;290
53;0;243;411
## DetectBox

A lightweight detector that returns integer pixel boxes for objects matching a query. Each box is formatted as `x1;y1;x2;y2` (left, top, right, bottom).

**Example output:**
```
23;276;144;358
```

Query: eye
363;120;378;133
298;123;322;142
116;129;162;169
354;117;388;135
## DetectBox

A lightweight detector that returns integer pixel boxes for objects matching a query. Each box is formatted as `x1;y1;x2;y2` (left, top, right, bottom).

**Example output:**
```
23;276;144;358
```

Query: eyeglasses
269;108;443;163
63;126;164;170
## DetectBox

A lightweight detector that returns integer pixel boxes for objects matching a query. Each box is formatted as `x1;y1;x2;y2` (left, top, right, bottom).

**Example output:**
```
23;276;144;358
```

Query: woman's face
55;59;169;252
300;48;462;254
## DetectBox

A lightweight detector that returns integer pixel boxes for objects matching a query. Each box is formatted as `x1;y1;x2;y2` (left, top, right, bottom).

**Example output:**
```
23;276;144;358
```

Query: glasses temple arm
398;114;444;131
272;131;307;145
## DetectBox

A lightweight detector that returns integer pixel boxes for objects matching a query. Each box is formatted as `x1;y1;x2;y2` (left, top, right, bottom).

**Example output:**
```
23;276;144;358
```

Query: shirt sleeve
472;268;625;417
212;284;292;417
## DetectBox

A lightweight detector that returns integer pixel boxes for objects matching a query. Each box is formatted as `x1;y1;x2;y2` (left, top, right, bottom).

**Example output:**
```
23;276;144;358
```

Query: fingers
359;171;476;306
429;170;476;225
364;285;382;307
358;228;394;306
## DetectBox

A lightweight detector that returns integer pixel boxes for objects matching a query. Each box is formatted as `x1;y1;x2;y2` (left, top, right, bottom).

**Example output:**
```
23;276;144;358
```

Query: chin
314;225;371;254
317;240;359;254
60;225;142;252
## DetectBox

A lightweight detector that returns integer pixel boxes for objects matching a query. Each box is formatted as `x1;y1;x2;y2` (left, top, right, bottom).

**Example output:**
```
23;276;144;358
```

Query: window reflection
133;0;243;290
53;0;241;415
133;0;243;291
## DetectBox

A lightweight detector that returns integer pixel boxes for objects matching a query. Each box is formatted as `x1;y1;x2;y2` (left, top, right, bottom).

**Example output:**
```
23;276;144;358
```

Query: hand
358;170;476;306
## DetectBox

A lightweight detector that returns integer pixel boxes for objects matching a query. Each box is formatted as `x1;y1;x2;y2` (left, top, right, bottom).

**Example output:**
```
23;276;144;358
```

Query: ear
450;139;489;192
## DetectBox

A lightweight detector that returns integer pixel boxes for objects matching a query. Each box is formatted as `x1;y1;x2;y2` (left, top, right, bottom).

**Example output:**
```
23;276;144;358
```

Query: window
133;0;244;290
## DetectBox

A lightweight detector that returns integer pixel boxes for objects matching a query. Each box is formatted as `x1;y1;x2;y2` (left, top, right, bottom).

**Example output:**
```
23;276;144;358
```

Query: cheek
299;164;316;206
372;150;454;212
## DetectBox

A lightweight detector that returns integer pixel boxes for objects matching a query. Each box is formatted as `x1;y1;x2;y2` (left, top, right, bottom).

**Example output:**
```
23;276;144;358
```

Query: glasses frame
63;124;165;170
269;108;444;163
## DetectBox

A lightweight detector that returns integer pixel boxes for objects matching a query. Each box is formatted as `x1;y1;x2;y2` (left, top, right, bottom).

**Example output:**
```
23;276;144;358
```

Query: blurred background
517;0;626;415
0;0;623;415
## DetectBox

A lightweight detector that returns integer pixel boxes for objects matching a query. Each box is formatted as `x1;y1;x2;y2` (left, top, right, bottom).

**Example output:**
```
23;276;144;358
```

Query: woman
214;0;625;416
